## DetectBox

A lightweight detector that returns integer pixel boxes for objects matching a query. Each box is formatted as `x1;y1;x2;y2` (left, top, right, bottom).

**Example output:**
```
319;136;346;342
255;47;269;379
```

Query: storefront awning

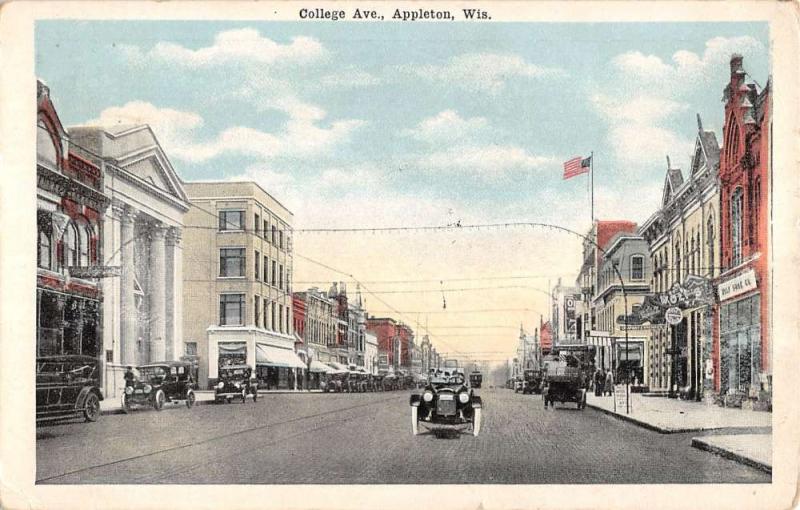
326;361;349;374
256;344;306;369
309;360;332;373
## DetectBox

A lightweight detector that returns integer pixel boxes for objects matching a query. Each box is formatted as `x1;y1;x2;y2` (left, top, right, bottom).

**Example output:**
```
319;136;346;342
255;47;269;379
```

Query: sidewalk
100;389;324;415
691;434;772;474
585;392;772;433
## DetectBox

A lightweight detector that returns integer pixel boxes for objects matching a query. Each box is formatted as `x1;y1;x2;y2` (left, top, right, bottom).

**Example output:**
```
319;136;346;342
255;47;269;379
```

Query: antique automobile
513;376;524;393
409;368;482;437
122;361;196;412
522;368;543;394
325;367;346;392
215;364;258;403
542;345;596;409
469;371;483;389
36;355;103;423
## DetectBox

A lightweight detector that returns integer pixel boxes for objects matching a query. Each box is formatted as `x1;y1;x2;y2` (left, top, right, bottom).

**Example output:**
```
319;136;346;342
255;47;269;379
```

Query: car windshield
138;366;167;382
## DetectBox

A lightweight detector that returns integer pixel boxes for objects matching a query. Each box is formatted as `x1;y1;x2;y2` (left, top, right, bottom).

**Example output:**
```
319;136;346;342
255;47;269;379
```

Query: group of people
592;368;614;396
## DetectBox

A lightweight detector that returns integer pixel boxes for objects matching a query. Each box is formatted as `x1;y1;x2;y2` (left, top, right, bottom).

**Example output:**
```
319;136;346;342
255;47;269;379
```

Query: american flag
563;155;591;180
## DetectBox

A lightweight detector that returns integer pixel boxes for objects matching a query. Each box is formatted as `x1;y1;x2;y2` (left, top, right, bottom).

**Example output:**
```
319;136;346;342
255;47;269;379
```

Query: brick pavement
37;388;769;484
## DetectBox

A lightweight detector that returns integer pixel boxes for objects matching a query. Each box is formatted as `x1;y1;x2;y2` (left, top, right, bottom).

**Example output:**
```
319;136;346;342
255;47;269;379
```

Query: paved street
36;389;769;484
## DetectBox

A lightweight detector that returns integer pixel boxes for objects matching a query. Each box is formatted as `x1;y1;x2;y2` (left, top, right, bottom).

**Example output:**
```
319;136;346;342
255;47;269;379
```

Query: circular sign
665;307;683;325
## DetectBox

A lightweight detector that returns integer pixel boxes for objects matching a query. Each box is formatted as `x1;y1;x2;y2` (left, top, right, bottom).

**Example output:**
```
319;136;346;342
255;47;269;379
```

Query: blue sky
35;21;770;358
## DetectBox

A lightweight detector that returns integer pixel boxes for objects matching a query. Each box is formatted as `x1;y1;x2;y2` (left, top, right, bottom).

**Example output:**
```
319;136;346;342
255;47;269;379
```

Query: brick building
713;54;771;408
365;317;414;370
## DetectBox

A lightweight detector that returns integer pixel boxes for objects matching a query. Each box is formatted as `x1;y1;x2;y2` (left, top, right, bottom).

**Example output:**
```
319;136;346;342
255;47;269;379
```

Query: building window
254;295;261;327
719;294;761;394
219;248;245;277
263;255;269;282
271;260;277;286
263;219;269;240
219;210;244;231
707;217;715;278
279;229;284;250
219;294;245;326
254;213;260;236
630;255;644;280
271;225;277;244
271;301;276;331
78;225;90;266
731;188;744;266
255;250;260;280
674;240;681;283
279;264;284;290
263;299;268;329
278;304;284;333
62;222;79;269
752;178;761;249
38;230;52;269
185;342;197;356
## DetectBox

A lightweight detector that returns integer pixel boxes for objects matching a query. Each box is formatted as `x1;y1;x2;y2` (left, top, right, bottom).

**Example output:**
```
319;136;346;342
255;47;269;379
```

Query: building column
120;207;138;366
165;227;182;361
149;223;167;362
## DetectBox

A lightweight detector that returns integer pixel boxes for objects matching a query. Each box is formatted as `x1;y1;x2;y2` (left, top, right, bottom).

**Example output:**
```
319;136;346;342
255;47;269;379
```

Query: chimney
730;53;744;76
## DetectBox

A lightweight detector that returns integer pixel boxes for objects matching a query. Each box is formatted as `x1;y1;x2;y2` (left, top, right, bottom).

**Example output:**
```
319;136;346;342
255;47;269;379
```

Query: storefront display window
720;294;760;394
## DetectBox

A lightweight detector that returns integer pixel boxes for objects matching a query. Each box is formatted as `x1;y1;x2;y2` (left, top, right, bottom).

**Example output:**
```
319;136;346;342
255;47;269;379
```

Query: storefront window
218;342;246;366
38;291;63;355
38;231;52;269
720;294;760;394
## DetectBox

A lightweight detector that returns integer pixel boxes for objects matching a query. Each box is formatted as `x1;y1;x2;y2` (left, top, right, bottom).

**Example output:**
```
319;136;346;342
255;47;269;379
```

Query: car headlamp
125;386;133;395
143;384;152;393
458;391;470;404
217;382;225;389
422;391;434;402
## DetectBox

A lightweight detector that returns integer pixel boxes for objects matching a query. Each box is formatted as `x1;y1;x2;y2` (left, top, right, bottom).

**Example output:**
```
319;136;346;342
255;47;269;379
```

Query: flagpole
590;151;594;223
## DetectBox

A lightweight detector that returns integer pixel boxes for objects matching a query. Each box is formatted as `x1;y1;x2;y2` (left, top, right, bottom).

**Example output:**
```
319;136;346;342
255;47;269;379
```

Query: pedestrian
605;369;614;396
124;366;135;388
593;368;604;396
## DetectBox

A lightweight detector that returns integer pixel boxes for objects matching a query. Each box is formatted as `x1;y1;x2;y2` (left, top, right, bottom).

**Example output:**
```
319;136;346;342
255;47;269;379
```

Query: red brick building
713;55;771;408
365;317;414;369
36;80;108;359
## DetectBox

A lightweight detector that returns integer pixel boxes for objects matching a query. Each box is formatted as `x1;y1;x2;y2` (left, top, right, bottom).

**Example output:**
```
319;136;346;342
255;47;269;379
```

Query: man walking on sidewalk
605;369;614;396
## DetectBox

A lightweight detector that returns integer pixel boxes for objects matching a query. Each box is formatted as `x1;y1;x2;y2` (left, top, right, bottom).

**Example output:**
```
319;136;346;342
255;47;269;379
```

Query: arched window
731;188;744;266
674;238;682;283
707;216;715;278
63;222;79;269
752;177;761;249
78;224;90;266
690;234;696;275
38;230;52;269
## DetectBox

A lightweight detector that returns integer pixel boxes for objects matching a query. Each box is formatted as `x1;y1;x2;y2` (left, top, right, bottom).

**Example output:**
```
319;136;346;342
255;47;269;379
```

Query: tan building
182;181;303;389
640;116;721;399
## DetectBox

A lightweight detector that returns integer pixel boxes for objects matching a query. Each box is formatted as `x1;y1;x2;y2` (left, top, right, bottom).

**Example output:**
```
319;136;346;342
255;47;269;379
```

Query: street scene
32;17;774;487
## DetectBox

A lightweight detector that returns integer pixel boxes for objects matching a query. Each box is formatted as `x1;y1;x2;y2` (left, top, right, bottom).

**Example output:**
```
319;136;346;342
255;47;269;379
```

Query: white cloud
418;145;556;178
612;36;764;92
87;101;365;164
411;53;565;94
124;28;327;68
403;110;488;145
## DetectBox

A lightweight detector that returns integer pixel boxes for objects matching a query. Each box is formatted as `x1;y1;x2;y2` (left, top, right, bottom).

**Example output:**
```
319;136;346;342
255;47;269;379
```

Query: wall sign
717;269;757;302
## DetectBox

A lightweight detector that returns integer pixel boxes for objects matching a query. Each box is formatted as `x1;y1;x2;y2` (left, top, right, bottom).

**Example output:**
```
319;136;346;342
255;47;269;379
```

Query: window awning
256;344;306;369
325;362;349;374
309;360;333;373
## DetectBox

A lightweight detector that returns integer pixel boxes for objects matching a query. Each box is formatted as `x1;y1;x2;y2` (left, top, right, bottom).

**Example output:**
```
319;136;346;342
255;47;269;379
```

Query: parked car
523;368;543;394
215;364;258;403
36;355;103;423
409;368;482;437
122;361;196;412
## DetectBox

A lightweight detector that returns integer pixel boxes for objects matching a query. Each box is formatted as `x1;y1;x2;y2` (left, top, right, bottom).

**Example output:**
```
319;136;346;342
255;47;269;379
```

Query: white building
68;125;190;400
365;331;378;375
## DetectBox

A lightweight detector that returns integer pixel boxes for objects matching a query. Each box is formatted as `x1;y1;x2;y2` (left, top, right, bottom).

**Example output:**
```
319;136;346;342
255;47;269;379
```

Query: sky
35;20;770;365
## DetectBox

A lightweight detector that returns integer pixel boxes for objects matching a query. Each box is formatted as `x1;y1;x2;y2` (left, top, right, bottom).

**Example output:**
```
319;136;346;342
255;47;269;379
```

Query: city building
36;81;109;373
365;331;378;374
293;287;337;386
589;232;653;383
551;279;583;344
576;220;639;345
539;318;553;356
714;55;771;409
365;317;414;372
640;118;721;398
68;120;188;400
181;181;301;390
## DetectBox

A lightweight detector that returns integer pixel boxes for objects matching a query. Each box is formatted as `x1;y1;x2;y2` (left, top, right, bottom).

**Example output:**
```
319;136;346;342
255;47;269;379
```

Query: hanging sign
717;269;757;302
665;307;683;325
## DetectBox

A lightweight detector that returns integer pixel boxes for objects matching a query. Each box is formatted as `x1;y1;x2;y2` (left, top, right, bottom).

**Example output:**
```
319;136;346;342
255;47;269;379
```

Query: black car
36;355;103;423
215;365;258;403
409;368;482;437
522;368;543;394
122;361;196;412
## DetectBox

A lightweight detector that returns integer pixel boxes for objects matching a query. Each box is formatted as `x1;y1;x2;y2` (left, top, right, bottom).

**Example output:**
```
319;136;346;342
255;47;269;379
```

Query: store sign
718;269;757;302
665;307;683;325
656;275;714;309
618;324;652;332
68;266;121;279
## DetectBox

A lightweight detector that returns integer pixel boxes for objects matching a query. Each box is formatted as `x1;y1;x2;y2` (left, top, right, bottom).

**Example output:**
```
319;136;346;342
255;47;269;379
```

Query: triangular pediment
690;139;706;176
125;156;176;196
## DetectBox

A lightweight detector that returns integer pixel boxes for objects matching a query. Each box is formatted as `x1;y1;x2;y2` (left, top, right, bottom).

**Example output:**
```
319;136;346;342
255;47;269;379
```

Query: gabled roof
690;114;720;177
662;167;684;207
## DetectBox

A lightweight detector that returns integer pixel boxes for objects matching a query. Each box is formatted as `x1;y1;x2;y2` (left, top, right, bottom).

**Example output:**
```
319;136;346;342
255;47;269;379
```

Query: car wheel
472;407;482;437
411;406;419;436
241;389;247;403
84;392;100;422
186;389;196;409
121;393;130;414
154;389;165;411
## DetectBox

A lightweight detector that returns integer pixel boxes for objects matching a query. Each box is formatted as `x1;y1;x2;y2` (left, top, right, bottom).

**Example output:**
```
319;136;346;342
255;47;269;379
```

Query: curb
691;437;772;474
586;402;703;434
101;398;217;416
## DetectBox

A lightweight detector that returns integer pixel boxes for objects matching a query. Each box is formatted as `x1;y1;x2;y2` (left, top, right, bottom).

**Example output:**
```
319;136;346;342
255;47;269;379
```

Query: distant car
215;364;257;403
514;379;524;393
523;369;543;394
410;368;482;437
36;355;103;423
122;361;196;412
469;371;483;388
